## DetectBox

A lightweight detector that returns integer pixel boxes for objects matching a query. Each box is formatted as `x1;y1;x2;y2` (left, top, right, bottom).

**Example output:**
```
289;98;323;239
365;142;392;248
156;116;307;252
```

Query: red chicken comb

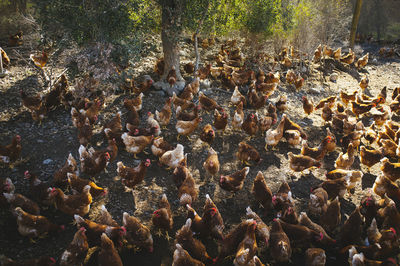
389;227;396;235
79;227;86;233
121;226;127;235
104;152;111;159
49;257;56;265
60;225;65;231
147;111;151;116
319;232;324;241
24;170;30;178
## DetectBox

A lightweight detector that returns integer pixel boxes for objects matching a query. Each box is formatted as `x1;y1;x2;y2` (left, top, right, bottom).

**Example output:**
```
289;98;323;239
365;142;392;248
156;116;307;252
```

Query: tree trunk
350;0;363;48
161;0;183;81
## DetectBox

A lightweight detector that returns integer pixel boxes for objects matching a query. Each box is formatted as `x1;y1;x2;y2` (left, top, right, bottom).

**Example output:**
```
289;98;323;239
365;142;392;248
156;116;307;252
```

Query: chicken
203;147;220;176
334;143;356;169
30;51;48;68
318;177;349;199
278;219;323;247
234;220;258;266
236;142;261;165
321;103;333;122
305;248;326;266
133;75;153;94
183;62;195;74
172;243;205;266
219;167;250;192
373;175;400;204
80;99;102;124
122;212;153;252
301;136;333;161
172;92;196;111
67;173;107;198
175;218;214;263
381;157;400;182
231;87;247;106
351;101;375;117
103;111;122;136
356;53;369;69
155;97;172;128
77;117;93;146
246;207;270;246
151;136;174;158
8;31;23;46
214;109;228;133
299;212;336;246
315;96;336;109
121;133;153;158
359;75;369;90
340;90;357;106
242;113;259;137
59;227;88;266
294;76;305;90
176;117;202;140
269;219;291;263
197;64;211;80
367;218;381;246
232;102;245;131
74;214;126;248
95;205;119;227
201;194;224;240
20;90;43;112
1;47;10;68
275;94;288;112
199;92;222;112
199;124;215;145
152;194;173;238
98;233;123;266
340;207;363;245
288;152;321;173
146;112;161;136
3;192;40;215
252;171;273;211
71;107;86;128
49;185;92;216
117;159;151;189
179;172;198;206
13;207;64;240
264;115;285;150
340;48;355;65
78;145;110;176
125;92;144;111
53;153;78;188
302;96;314;115
23;171;50;206
248;89;268;109
172;157;190;188
283;115;308;140
312;44;322;62
320;197;341;233
176;105;200;121
308;187;328;218
360;146;383;170
159;144;185;169
272;182;294;212
0;135;21;167
154;58;165;76
333;47;342;60
284;130;302;147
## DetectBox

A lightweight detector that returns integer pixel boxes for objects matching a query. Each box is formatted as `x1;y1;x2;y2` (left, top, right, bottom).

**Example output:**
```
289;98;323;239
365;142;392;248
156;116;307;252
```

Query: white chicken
232;110;244;131
231;87;245;106
159;144;185;169
147;112;161;136
264;115;286;150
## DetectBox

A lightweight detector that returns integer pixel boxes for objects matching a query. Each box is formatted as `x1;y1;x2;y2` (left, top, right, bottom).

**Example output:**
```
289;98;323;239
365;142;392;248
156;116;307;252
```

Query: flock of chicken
1;34;400;266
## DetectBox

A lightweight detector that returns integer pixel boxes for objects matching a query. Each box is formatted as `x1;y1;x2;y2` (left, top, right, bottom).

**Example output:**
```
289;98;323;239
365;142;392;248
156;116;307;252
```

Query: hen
78;145;110;176
59;227;88;266
236;141;261;165
179;172;198;206
252;171;273;211
173;243;205;266
214;109;228;133
98;233;123;266
176;117;202;140
203;147;220;176
199;91;222;112
67;173;107;198
49;185;92;216
121;133;153;158
308;187;328;218
3;192;40;215
155;97;173;128
288;152;321;173
334;143;355;169
53;153;78;188
0;135;22;167
269;219;291;263
122;212;153;252
234;220;258;266
152;194;173;238
159;144;185;169
232;102;244;131
151;136;174;158
117;159;151;189
13;207;64;240
30;51;48;68
219;167;250;192
199;124;215;145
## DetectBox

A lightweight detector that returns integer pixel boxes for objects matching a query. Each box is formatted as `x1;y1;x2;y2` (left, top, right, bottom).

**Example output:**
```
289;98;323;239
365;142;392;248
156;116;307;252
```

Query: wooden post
350;0;363;48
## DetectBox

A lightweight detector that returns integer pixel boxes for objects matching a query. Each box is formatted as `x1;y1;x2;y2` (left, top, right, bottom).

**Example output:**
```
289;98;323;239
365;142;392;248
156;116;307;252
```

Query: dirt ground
1;38;400;266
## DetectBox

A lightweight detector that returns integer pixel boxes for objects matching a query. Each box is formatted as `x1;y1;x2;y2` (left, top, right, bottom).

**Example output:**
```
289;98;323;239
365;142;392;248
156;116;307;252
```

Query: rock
309;87;322;94
153;80;185;96
43;159;53;165
151;90;166;97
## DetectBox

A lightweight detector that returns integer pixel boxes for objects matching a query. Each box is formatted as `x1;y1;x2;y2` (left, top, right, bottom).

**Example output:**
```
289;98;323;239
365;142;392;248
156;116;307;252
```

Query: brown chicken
199;91;222;112
67;173;107;198
214;109;228;133
74;214;126;248
252;171;273;211
183;62;195;74
173;243;205;266
59;227;88;266
80;99;102;124
203;147;220;176
71;107;86;128
232;102;244;131
234;220;258;265
381;157;400;182
13;207;64;240
305;248;326;266
276;94;288;112
134;76;153;94
0;135;21;167
318;177;349;199
308;187;328;218
219;167;250;192
242;113;259;137
300;137;332;161
49;185;92;216
176;105;200;121
340;49;355;65
23;171;51;206
278;219;323;247
248;89;268;109
122;212;153;252
30;51;48;68
156;97;173;128
269;219;292;263
360;146;383;170
175;218;214;263
152;194;173;238
176;117;202;140
154;58;165;76
151;136;174;158
356;53;369;69
103;111;122;135
178;172;198;206
302;96;314;115
117;159;151;189
283;115;307;140
78;145;110;176
315;96;336;109
340;207;363;245
8;31;23;46
3;192;40;215
351;101;376;117
288;152;321;173
53;153;78;188
197;64;211;80
77;117;93;146
98;233;123;266
299;212;336;246
121;133;153;158
321;103;333;122
199;124;215;145
236;141;261;165
320;197;341;233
